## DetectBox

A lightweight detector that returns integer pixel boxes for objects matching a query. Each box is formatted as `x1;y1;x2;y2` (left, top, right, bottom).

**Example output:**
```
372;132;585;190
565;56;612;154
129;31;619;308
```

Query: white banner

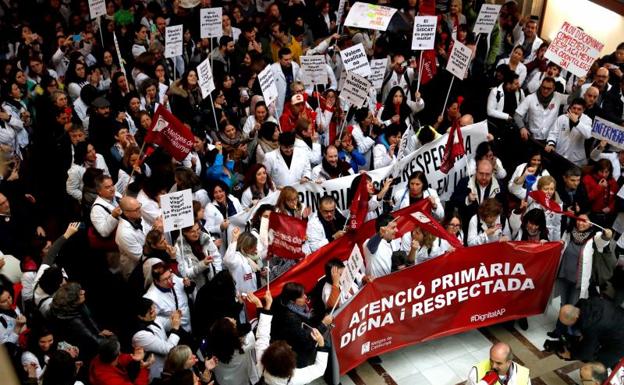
200;7;223;39
229;191;280;228
301;55;328;86
165;25;184;59
544;21;604;78
446;40;472;79
344;1;398;31
473;4;501;34
340;72;371;108
160;189;194;233
258;65;278;106
88;0;106;19
368;58;388;90
340;43;371;77
293;121;488;212
412;16;437;50
197;58;216;99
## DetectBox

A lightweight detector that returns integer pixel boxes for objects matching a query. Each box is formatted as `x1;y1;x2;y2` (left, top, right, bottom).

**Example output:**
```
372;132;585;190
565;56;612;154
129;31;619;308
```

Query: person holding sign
380;53;418;103
512;17;543;62
378;86;423;127
176;222;222;299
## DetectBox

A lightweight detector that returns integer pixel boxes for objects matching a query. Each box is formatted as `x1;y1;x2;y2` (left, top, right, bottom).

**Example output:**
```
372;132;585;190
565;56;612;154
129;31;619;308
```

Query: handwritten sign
340;72;371;107
412;16;437;50
301;55;328;86
88;0;106;19
339;245;365;294
258;65;278;106
446;40;472;79
344;1;398;31
165;25;184;59
200;7;222;39
340;43;371;77
368;58;388;90
197;58;215;99
591;116;624;150
160;189;194;232
473;4;501;34
544;21;604;78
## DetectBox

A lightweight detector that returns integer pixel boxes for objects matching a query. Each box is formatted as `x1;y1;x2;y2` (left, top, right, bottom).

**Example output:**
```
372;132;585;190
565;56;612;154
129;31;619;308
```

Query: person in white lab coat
392;171;444;220
364;213;398;278
270;48;302;118
263;131;311;188
545;98;593;166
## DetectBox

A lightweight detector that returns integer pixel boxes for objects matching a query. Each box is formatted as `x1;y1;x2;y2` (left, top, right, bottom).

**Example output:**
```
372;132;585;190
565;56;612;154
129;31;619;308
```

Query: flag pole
97;17;104;48
441;76;455;118
209;93;220;131
336;103;351;141
416;50;424;95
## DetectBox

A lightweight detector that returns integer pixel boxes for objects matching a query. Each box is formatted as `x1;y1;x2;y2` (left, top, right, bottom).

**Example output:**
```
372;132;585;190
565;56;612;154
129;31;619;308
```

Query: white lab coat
515;92;568;140
270;61;302;117
486;84;525;121
372;143;396;169
115;217;148;278
137;189;161;228
294;137;322;166
512;24;544;62
364;236;395;278
143;274;192;332
263;148;312;188
507;163;550;200
496;58;528;85
223;241;258;294
350;122;375;171
90;196;119;237
467;214;512;246
131;318;180;379
306;213;331;253
546;113;592;166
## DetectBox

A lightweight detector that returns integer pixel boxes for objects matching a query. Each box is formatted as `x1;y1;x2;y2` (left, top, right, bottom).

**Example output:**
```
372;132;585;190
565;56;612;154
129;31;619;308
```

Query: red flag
144;105;194;161
347;175;369;230
440;120;466;174
408;210;464;249
267;212;307;259
419;50;438;85
332;241;563;374
528;190;580;220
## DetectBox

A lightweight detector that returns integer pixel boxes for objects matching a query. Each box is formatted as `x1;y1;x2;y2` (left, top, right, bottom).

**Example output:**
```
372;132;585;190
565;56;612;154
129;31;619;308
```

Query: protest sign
228;191;280;229
336;0;347;32
160;189;194;232
332;241;562;374
300;55;328;86
344;2;398;31
88;0;106;19
412;16;437;50
544;22;604;78
591;116;624;150
340;43;372;77
196;58;216;99
145;105;195;161
473;4;501;34
258;65;278;106
165;25;184;59
200;7;222;38
267;212;307;259
607;358;624;385
340;245;365;295
446;40;472;79
292;121;488;213
340;72;371;108
368;58;388;90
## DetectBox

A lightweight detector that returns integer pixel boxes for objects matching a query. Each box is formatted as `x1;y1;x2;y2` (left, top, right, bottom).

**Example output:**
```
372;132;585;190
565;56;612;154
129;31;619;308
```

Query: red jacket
279;102;316;133
89;354;149;385
583;173;617;213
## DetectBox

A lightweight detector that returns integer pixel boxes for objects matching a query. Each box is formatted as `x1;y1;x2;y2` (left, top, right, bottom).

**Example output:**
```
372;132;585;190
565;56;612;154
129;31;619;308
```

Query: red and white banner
347;176;369;230
145;105;194;161
267;212;307;259
331;241;562;374
606;358;624;384
544;22;604;78
528;190;579;220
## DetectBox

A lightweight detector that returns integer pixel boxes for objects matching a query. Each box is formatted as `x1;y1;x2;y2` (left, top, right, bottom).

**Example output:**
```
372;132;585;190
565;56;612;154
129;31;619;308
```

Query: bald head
558;304;580;326
580;362;607;385
120;197;142;220
459;114;474;127
584;86;599;108
489;342;512;375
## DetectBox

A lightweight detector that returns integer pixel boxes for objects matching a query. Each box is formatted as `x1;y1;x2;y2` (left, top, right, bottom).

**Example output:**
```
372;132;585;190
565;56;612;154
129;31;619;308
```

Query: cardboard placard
301;55;328;86
591;116;624;150
340;43;372;77
412;16;437;50
160;189;194;232
197;58;216;99
473;4;501;34
340;72;371;107
165;25;184;59
446;40;472;79
368;58;388;90
258;65;278;106
88;0;106;19
544;21;604;78
344;1;398;31
200;7;222;39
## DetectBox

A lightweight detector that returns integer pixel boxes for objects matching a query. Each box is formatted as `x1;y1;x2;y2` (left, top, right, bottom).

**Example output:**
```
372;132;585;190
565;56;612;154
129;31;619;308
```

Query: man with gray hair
467;342;531;384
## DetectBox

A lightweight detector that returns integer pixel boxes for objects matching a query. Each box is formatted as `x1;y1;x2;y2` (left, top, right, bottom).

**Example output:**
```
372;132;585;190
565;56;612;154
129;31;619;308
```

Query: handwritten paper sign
160;189;194;232
88;0;106;19
591;116;624;150
200;7;222;39
544;21;604;78
340;43;371;77
344;1;398;31
339;245;365;294
258;65;278;106
412;16;437;50
197;58;215;99
446;40;472;79
165;25;184;59
340;72;371;107
368;58;388;90
473;4;501;34
301;55;328;86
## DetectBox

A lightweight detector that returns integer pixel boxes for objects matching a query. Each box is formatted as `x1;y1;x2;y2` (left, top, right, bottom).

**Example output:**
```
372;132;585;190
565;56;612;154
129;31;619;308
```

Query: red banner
528;190;578;220
145;105;194;161
440;120;465;174
418;0;437;85
606;358;624;384
331;241;563;374
347;176;369;230
267;212;307;259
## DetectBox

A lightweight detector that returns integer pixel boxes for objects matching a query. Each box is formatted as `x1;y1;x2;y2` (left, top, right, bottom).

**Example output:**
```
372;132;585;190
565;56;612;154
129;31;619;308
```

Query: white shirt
515;92;568;140
223;241;258;294
90;195;120;237
131;318;180;379
263;148;312;188
467;214;512;246
364;236;395;278
546;113;592;166
115;217;149;278
143;275;192;332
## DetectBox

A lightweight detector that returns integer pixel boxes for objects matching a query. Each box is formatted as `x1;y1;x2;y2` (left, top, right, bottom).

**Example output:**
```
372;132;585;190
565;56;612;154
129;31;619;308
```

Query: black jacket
600;85;624;125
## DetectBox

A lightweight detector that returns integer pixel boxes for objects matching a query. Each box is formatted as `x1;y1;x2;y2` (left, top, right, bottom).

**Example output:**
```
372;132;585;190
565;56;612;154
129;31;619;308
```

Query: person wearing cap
263;131;311;189
88;96;117;154
467;342;530;385
280;92;315;133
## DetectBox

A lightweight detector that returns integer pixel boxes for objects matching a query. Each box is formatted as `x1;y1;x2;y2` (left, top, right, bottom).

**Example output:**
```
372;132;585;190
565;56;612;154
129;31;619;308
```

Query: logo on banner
361;341;370;354
411;212;431;223
153;115;168;132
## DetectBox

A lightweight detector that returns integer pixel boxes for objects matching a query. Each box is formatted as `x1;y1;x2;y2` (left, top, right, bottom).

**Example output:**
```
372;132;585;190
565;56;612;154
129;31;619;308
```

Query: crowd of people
0;0;623;384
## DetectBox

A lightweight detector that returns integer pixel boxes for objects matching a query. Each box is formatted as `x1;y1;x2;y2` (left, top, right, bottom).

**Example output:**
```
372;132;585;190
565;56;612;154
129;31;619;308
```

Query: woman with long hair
241;164;276;208
223;228;263;295
348;173;393;221
203;181;243;254
392;171;444;219
583;158;618;228
510;208;549;242
497;45;528;85
275;186;309;219
176;222;221;298
468;141;507;180
467;198;512;246
508;148;550;200
115;145;151;196
255;121;280;164
378;86;422;126
400;226;445;266
21;327;56;381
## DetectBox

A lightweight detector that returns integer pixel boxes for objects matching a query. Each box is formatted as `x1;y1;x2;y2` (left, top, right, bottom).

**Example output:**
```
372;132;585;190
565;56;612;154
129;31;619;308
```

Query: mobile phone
78;222;86;230
301;322;314;331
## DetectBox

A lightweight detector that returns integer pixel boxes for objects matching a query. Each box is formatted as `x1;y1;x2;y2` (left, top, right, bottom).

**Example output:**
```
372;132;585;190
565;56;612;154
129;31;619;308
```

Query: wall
541;0;624;55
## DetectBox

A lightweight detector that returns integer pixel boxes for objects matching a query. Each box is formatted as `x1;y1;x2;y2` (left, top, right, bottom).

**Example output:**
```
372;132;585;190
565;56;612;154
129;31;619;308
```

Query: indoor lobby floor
318;298;584;385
